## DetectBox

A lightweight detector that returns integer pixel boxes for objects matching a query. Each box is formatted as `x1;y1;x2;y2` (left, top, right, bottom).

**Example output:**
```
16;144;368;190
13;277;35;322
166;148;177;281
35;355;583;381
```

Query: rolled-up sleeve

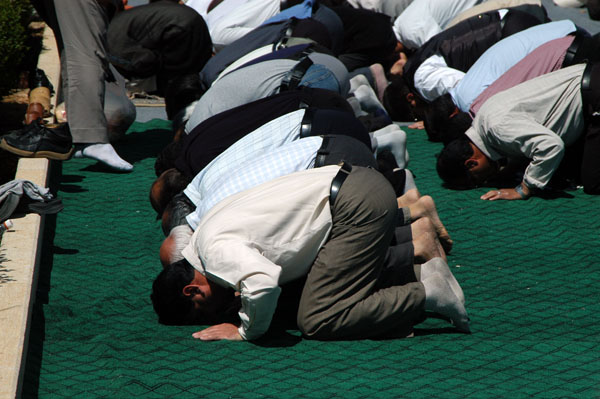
204;242;282;341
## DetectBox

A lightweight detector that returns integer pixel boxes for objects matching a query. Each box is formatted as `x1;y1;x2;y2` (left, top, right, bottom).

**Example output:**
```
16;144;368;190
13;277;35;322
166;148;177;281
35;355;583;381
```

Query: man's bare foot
397;187;421;208
410;196;453;253
412;218;446;262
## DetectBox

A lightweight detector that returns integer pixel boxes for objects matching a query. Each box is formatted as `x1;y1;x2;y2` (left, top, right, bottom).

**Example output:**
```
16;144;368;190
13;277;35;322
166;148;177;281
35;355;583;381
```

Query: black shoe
10;119;46;137
0;122;73;160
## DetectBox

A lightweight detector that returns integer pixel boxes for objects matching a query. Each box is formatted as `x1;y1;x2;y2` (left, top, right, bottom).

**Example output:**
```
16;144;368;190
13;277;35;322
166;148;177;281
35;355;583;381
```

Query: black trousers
581;62;600;194
175;87;354;177
562;33;600;68
313;135;376;169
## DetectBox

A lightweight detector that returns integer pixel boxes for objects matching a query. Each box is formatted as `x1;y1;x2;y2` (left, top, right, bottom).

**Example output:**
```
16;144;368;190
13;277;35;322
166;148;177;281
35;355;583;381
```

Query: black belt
580;63;599;120
273;18;298;51
280;56;314;91
314;135;330;167
582;62;593;92
563;32;584;67
300;107;316;138
329;162;352;207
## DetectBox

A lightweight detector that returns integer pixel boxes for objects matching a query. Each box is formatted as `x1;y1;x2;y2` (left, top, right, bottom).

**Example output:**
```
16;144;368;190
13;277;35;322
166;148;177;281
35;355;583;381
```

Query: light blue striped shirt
183;109;324;229
449;20;576;112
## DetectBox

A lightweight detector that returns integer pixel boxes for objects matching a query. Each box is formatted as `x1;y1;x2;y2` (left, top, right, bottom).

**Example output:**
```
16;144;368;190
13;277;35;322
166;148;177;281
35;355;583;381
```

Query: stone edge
0;24;58;399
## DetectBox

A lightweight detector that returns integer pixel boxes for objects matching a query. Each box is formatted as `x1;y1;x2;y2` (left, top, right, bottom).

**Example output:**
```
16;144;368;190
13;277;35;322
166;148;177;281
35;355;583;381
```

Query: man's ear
406;92;416;107
183;284;200;297
464;158;478;170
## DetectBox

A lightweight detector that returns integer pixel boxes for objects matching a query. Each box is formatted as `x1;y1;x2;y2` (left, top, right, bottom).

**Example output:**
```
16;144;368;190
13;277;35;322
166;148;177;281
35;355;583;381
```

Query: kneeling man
151;165;469;341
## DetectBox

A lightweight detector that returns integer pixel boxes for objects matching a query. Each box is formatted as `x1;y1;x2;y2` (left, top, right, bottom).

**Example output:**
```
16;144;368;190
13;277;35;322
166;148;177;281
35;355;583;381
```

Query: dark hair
154;140;182;177
161;192;195;236
164;73;205;120
151;259;196;325
150;168;192;216
423;94;472;144
436;136;476;189
382;76;415;122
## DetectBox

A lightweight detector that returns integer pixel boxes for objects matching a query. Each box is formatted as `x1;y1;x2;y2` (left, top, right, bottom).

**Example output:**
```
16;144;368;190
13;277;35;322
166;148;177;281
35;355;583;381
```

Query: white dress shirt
182;165;342;340
392;0;482;49
185;135;322;230
204;0;281;51
413;54;465;101
346;0;414;18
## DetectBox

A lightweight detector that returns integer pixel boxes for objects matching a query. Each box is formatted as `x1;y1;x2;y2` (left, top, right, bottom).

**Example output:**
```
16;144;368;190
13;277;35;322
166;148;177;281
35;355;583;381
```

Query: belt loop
581;63;598;120
329;161;352;207
581;63;593;93
563;32;583;67
280;56;314;91
314;135;331;167
300;107;315;137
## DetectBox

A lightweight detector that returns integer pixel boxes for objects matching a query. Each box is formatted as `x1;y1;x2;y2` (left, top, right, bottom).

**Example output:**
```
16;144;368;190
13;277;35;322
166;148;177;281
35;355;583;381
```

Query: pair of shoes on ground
1;120;73;161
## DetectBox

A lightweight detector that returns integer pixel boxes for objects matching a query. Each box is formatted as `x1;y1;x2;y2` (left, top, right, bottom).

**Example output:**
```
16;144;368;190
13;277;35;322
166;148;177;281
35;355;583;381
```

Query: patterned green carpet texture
23;120;600;398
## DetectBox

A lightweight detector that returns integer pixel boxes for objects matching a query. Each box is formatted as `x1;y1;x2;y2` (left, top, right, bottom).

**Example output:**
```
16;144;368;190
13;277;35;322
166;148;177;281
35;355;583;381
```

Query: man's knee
296;312;331;340
296;312;316;338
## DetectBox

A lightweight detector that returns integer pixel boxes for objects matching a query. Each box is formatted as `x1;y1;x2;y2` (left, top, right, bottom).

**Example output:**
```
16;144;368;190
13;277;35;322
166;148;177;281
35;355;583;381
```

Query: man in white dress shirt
151;165;469;341
392;0;483;50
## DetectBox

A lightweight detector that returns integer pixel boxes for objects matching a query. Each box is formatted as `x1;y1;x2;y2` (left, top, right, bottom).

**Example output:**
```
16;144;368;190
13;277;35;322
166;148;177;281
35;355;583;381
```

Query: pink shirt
469;35;575;116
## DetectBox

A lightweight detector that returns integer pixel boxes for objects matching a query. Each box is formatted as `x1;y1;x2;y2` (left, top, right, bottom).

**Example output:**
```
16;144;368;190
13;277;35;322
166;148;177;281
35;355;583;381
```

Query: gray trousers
297;167;425;340
54;0;112;143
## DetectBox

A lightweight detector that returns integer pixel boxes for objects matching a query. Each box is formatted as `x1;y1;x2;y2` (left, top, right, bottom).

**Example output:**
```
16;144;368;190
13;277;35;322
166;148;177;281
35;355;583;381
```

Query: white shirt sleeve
205;241;283;341
414;55;465;101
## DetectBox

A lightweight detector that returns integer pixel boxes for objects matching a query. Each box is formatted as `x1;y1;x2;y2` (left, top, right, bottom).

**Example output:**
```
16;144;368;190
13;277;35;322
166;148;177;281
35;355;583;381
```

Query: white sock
422;273;470;332
353;84;386;114
420;258;465;305
349;74;371;94
346;96;368;117
403;169;417;193
371;125;408;169
369;63;388;102
73;143;133;172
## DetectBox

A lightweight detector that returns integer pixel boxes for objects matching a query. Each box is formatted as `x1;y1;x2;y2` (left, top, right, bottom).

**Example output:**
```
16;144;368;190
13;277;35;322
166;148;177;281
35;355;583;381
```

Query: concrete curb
0;24;58;399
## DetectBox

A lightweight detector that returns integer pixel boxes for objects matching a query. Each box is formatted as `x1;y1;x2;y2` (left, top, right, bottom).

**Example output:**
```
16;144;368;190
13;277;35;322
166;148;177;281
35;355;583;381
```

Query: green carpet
23;119;600;398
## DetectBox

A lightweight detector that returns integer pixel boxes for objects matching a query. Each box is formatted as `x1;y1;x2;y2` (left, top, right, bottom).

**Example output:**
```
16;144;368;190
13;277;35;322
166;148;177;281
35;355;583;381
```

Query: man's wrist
515;182;531;199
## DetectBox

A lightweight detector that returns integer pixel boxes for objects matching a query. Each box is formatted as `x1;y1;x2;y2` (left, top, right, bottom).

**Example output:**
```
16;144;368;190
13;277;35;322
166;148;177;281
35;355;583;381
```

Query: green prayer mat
23;120;600;398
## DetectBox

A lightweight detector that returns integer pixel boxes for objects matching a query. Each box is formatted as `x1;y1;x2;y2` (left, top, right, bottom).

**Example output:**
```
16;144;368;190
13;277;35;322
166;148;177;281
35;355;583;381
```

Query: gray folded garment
0;179;61;222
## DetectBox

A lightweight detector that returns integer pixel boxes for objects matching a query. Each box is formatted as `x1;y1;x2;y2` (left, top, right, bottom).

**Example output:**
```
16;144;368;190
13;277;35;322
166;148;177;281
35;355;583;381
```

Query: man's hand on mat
480;188;522;201
193;323;243;341
408;121;424;129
